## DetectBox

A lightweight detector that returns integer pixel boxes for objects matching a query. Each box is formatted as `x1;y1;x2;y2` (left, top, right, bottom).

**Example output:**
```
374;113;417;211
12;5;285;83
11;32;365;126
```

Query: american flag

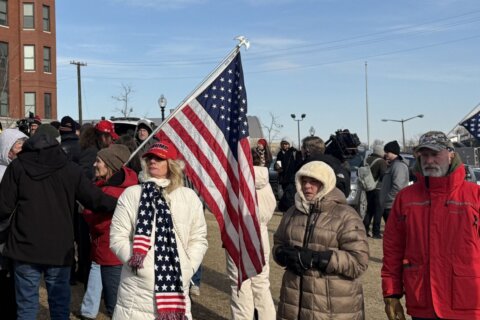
159;51;264;283
133;183;186;315
461;110;480;140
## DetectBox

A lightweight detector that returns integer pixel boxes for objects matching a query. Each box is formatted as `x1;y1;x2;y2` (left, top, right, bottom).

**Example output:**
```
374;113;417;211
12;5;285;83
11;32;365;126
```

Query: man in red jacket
382;131;480;320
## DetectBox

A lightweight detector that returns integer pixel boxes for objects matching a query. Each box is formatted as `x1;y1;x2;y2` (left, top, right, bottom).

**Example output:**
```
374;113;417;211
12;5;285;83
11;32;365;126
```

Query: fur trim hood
294;161;336;212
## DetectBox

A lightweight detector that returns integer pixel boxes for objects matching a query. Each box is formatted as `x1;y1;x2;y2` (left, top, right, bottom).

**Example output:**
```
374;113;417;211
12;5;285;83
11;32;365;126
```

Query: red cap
257;138;267;147
95;120;119;140
142;141;178;160
32;115;42;125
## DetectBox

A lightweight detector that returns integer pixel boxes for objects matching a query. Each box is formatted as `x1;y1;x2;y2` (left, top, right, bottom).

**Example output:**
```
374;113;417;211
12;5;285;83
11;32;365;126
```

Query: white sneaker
190;285;200;296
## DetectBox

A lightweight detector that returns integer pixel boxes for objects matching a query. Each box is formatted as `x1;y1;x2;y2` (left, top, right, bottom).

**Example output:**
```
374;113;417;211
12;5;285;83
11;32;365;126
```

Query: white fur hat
373;145;385;157
295;161;336;201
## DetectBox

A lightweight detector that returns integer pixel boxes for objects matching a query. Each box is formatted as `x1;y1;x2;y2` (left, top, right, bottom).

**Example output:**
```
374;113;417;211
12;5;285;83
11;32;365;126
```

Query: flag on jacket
460;110;480;140
159;51;264;283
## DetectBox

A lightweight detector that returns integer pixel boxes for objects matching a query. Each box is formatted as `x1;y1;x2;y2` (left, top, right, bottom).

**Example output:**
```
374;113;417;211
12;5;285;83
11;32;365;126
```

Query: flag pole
124;36;250;165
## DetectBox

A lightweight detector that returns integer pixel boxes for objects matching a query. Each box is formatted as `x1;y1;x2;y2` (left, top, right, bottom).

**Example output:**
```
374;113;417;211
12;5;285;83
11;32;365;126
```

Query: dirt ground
37;210;396;320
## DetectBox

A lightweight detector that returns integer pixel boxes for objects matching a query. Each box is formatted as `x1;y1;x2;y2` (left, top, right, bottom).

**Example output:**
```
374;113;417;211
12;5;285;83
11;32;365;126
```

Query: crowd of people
0;115;479;320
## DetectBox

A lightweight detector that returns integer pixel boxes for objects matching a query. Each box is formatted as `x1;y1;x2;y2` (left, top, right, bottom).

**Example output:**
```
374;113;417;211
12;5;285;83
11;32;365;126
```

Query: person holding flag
110;141;207;319
130;37;265;287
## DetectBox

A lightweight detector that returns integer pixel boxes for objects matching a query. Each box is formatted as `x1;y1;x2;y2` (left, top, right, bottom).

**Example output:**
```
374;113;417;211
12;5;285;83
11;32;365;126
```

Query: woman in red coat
82;144;138;317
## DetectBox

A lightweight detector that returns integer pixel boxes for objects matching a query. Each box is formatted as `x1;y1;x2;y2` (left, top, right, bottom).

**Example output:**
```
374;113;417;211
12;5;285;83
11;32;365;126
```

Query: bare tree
112;83;134;117
262;112;283;144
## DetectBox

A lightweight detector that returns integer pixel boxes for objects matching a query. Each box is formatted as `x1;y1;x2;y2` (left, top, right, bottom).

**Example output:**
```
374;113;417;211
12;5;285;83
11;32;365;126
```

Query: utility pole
70;61;87;125
365;61;370;149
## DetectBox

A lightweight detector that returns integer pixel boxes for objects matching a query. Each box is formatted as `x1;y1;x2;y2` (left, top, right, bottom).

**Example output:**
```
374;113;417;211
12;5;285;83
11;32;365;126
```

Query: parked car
473;167;480;185
109;116;157;137
464;164;479;184
346;150;368;219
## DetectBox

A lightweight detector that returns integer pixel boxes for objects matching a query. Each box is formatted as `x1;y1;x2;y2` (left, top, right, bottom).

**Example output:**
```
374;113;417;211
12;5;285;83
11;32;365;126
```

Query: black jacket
0;134;117;266
60;132;81;163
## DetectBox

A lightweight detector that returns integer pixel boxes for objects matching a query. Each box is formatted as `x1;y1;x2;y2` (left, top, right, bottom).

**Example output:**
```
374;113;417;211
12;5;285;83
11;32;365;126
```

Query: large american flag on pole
460;110;480;140
159;49;265;283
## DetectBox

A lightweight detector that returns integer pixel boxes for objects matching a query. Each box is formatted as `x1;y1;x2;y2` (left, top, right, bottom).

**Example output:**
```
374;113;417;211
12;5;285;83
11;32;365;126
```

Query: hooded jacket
0;128;28;181
0;133;118;266
273;161;369;320
82;167;138;265
382;154;480;319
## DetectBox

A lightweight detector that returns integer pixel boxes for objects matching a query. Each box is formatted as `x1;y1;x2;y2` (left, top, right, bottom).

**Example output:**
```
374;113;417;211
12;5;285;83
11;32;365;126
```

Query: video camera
16;112;36;136
325;129;361;161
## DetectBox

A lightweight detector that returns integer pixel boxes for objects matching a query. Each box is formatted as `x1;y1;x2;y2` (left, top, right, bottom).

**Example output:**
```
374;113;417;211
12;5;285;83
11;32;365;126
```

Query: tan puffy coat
273;161;369;320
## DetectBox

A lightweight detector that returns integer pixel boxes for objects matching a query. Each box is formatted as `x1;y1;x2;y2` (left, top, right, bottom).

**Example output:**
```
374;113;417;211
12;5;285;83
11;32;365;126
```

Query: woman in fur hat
273;161;369;320
80;144;138;318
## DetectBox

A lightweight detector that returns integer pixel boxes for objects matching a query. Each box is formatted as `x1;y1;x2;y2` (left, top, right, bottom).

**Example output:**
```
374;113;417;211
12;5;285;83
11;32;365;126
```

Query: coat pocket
452;264;480;310
403;265;427;308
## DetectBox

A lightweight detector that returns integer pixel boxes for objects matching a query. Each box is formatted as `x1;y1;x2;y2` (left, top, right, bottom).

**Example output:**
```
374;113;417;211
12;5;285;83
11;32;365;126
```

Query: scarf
129;181;187;320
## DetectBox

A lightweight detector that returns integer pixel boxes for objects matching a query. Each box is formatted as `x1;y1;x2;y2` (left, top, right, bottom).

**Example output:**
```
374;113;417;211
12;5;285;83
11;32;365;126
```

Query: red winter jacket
82;167;138;266
382;163;480;319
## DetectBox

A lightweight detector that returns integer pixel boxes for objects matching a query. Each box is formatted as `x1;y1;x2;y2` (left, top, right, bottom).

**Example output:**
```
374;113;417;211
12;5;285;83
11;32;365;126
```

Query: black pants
0;267;17;320
383;208;391;224
363;189;382;236
278;183;295;212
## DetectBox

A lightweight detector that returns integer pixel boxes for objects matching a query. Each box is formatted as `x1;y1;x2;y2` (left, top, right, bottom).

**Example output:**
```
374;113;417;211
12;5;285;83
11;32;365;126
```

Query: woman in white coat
110;141;208;320
227;149;277;320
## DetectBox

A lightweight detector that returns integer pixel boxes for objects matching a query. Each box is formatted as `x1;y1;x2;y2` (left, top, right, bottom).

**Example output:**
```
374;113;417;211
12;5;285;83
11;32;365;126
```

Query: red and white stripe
161;98;264;283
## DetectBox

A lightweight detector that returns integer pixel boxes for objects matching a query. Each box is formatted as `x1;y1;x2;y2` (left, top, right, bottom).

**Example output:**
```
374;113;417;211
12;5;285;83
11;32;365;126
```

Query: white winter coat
110;178;208;320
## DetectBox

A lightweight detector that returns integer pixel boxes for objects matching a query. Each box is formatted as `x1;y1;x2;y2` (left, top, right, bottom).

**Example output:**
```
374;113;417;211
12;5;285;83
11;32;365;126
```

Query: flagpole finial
234;36;250;50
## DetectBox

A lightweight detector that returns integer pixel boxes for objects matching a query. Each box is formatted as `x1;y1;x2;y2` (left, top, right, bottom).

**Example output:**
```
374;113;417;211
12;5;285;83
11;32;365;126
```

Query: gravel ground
36;210;399;320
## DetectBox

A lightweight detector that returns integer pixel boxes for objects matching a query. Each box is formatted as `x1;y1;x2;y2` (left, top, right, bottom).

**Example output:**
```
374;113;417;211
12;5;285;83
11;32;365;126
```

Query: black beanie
384;140;401;155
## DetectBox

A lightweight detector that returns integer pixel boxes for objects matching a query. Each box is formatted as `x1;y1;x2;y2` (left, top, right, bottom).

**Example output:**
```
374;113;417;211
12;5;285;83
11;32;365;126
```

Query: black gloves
274;245;298;267
296;246;332;273
274;245;332;276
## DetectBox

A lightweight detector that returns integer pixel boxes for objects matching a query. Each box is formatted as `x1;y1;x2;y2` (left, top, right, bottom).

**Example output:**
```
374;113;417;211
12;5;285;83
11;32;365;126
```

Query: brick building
0;0;56;127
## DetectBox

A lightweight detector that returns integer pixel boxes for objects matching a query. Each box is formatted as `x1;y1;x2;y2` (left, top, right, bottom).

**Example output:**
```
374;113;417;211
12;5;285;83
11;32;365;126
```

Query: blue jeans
14;261;71;320
80;262;102;318
191;264;202;286
101;265;122;316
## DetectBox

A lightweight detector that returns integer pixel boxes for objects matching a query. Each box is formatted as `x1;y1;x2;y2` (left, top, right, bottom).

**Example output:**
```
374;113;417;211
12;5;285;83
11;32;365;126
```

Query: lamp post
158;94;167;121
382;114;424;151
291;113;306;149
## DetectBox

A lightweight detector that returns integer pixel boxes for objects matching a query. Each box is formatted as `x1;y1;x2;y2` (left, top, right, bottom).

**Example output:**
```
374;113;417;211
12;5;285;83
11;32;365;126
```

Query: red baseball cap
95;120;119;140
142;141;178;160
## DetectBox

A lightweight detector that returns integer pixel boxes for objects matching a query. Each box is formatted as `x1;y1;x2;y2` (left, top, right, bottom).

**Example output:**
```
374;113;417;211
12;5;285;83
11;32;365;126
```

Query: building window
24;45;34;71
0;42;8;116
44;93;51;119
0;0;7;26
23;3;34;29
43;47;51;72
42;5;50;32
24;92;35;116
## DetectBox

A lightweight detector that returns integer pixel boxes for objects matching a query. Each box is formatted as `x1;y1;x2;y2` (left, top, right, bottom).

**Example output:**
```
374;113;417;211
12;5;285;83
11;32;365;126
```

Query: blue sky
56;0;480;147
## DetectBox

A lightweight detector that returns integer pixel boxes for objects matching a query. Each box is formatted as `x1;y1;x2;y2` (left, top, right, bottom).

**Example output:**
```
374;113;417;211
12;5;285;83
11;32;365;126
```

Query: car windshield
347;150;367;169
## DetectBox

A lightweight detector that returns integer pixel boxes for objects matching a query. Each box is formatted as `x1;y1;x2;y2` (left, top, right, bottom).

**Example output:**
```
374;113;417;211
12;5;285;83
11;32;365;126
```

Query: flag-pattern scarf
128;181;187;320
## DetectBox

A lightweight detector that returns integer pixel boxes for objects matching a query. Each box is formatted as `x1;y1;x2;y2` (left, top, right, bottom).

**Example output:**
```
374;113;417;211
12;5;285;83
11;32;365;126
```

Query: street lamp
158;94;167;121
382;114;424;151
291;113;306;149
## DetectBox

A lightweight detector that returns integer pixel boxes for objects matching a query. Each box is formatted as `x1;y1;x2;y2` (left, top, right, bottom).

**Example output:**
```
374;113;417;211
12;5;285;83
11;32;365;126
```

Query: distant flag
156;40;264;284
460;110;480;140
